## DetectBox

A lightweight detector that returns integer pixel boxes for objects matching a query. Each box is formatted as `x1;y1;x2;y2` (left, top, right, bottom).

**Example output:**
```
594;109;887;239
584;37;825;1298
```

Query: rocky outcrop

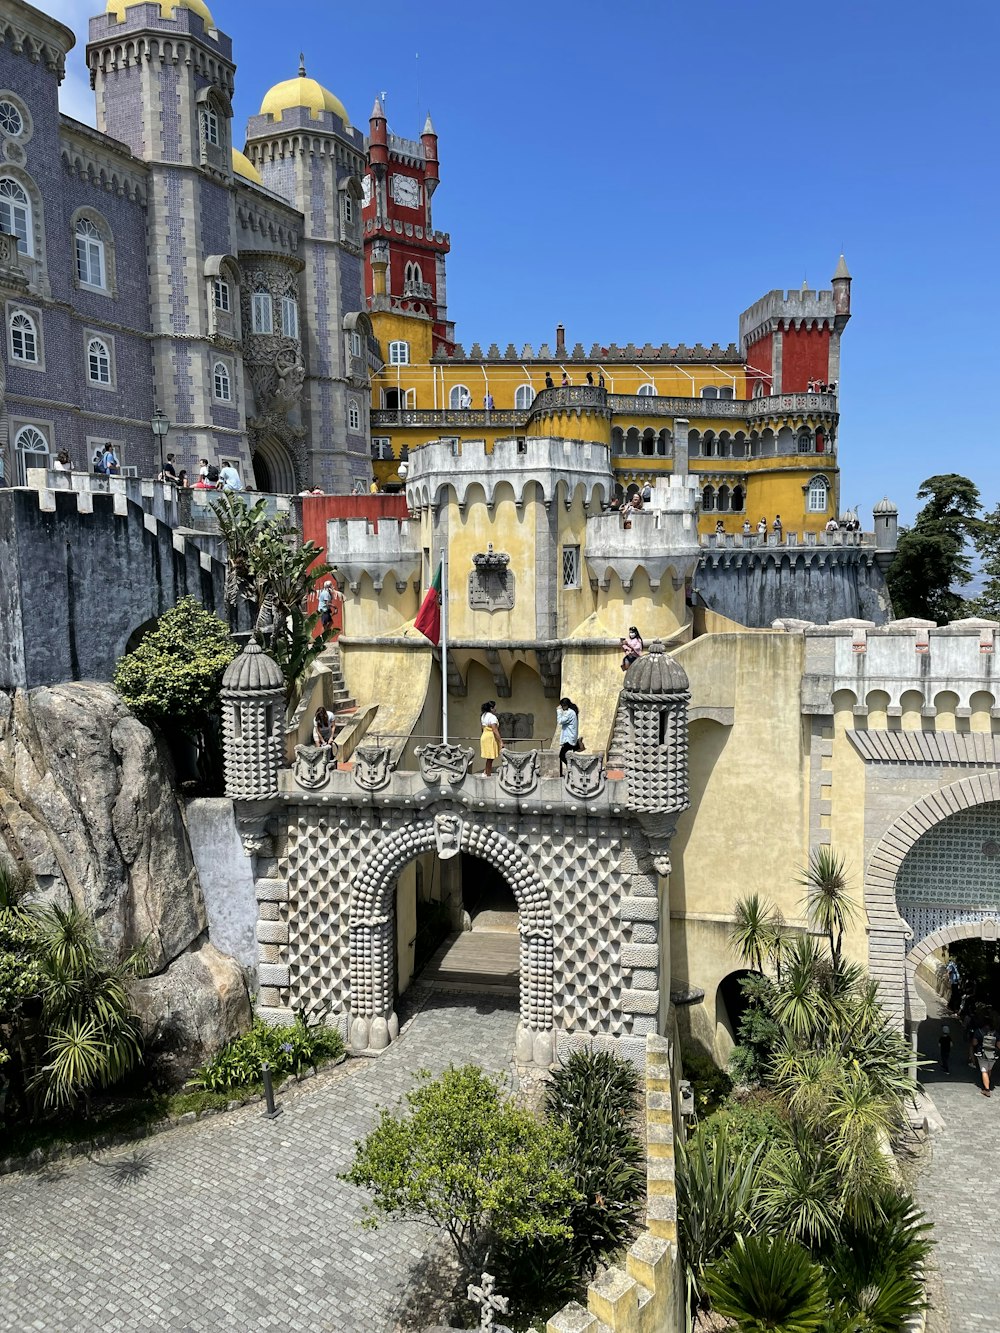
0;683;251;1075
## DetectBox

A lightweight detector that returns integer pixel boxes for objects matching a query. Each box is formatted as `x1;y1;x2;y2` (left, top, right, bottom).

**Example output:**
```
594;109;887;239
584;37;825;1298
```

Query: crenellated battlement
432;339;742;364
739;287;840;349
404;434;614;513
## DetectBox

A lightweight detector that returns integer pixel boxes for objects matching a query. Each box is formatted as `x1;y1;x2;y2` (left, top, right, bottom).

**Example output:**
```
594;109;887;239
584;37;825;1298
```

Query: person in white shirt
218;464;242;491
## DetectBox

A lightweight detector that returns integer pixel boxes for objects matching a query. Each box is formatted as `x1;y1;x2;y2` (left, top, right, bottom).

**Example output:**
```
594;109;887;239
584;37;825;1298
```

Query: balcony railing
402;278;434;300
699;529;870;550
370;389;840;432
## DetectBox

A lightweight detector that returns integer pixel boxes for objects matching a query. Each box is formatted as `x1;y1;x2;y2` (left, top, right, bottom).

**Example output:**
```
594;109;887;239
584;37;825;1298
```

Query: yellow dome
105;0;216;26
232;148;262;185
260;74;349;126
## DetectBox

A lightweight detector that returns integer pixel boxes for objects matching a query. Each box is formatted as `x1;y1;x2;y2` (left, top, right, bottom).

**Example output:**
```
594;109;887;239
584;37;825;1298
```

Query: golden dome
105;0;216;26
232;148;262;185
260;62;349;125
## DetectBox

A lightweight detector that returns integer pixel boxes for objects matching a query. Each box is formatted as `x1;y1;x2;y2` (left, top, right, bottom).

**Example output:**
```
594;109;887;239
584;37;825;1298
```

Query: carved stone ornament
237;819;273;858
353;743;393;791
293;742;337;791
415;743;474;786
469;544;515;612
433;812;464;861
498;748;539;796
563;751;606;801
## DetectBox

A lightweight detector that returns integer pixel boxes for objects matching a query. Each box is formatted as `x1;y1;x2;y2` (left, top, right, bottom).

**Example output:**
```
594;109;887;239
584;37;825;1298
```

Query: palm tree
800;847;857;974
704;1233;828;1333
731;893;780;974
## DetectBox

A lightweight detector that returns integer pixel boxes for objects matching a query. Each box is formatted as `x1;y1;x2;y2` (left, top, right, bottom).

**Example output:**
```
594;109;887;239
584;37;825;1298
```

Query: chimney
555;323;566;358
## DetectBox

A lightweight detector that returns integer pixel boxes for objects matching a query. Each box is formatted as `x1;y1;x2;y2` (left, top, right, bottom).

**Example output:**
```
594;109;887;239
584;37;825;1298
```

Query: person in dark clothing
939;1024;952;1074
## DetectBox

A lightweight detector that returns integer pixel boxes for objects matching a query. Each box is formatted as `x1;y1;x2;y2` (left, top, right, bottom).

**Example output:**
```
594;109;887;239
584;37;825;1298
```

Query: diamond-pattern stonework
273;804;644;1055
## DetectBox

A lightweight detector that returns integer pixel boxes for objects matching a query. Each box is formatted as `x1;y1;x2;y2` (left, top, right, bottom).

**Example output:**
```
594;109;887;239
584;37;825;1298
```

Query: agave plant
704;1232;829;1333
29;904;146;1111
676;1120;769;1307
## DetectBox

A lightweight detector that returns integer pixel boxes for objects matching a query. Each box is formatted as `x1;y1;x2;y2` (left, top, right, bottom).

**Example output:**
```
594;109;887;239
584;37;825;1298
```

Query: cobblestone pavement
0;991;518;1333
915;995;1000;1333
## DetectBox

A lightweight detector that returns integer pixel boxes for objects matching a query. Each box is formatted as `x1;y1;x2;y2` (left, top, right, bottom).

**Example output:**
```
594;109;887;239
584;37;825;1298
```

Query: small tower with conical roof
622;641;691;815
873;496;899;575
832;253;852;323
221;641;285;799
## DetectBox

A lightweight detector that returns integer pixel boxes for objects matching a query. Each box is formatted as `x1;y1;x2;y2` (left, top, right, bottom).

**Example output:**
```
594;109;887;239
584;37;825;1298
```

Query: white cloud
45;0;98;126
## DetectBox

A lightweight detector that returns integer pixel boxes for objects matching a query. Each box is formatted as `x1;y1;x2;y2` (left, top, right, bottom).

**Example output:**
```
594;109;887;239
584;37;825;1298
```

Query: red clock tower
363;101;454;354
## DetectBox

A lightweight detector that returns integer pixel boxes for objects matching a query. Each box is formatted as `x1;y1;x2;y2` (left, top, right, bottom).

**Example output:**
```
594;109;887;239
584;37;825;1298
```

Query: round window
0;101;24;138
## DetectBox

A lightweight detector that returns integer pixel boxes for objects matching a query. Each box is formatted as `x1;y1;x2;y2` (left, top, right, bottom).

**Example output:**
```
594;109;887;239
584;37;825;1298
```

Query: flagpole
440;542;449;745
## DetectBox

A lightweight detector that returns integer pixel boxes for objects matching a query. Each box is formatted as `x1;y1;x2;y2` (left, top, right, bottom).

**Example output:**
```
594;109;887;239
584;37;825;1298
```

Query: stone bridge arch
347;815;555;1065
865;771;1000;1024
906;917;1000;1025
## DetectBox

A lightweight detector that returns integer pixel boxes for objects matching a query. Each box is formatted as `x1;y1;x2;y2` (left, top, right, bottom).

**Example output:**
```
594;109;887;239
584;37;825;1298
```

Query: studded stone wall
274;800;658;1063
625;696;689;814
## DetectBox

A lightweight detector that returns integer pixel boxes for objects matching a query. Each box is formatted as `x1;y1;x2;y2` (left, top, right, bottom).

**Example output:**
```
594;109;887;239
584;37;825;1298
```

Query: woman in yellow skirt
480;700;502;776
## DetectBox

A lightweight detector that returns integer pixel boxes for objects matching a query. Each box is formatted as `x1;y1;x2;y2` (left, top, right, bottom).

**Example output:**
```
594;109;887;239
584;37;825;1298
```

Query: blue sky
51;0;999;524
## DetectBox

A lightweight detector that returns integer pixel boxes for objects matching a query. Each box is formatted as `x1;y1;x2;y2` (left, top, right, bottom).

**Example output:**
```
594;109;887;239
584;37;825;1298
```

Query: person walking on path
556;697;581;776
975;1023;998;1096
480;700;502;777
939;1023;952;1074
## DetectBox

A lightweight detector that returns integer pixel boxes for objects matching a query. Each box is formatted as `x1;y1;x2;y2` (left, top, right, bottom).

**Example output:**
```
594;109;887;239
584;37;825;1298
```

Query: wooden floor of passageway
419;927;519;995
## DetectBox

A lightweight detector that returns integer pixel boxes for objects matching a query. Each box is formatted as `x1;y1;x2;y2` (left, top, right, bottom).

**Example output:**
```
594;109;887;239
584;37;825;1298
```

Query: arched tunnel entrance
394;850;519;1001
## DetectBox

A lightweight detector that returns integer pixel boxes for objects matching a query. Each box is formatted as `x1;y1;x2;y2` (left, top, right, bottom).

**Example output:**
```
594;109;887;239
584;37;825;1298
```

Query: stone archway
865;772;1000;1024
906;918;1000;1025
347;815;555;1064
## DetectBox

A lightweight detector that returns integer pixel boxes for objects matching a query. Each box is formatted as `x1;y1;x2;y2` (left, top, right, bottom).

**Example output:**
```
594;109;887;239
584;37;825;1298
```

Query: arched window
702;485;715;511
9;308;37;362
718;386;734;400
731;485;745;512
280;295;299;339
388;340;409;366
807;476;830;513
213;360;232;401
657;429;671;456
201;106;221;147
514;383;534;409
75;218;105;289
797;430;813;453
213;277;231;312
15;424;48;480
348;400;361;431
0;177;31;254
251;289;273;334
449;384;471;408
87;336;111;385
0;101;24;138
624;428;640;456
701;386;719;399
641;429;656;456
717;484;730;511
637;382;656;396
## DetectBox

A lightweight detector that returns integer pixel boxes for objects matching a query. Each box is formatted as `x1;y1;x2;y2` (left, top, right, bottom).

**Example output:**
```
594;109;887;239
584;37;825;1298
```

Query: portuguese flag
415;563;442;644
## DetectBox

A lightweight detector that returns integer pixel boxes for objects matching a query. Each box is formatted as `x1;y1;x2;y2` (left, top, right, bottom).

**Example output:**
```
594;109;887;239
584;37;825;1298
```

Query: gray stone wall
695;547;893;627
0;486;234;689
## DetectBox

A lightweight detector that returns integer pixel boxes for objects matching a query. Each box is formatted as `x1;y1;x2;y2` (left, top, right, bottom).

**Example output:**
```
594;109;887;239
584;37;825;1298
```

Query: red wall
744;332;773;394
302;495;410;635
780;325;831;391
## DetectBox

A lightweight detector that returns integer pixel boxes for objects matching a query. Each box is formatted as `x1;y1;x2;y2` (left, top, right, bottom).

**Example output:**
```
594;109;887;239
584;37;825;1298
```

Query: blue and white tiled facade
0;0;374;493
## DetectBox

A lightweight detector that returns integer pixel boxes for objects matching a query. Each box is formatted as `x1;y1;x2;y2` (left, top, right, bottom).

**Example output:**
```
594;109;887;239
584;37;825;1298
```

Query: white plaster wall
186;798;258;982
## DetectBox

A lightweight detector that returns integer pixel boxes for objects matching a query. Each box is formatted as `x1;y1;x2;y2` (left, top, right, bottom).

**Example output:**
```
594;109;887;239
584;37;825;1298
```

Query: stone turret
873;495;899;578
622;641;690;815
221;641;285;798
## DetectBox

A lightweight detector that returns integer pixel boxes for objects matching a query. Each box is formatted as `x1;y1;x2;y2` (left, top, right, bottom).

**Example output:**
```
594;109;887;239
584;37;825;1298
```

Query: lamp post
151;409;170;480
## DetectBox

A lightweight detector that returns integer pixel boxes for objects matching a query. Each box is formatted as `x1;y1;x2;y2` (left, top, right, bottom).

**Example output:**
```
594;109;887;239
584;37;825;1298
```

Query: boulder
0;681;205;971
0;681;251;1078
131;938;252;1084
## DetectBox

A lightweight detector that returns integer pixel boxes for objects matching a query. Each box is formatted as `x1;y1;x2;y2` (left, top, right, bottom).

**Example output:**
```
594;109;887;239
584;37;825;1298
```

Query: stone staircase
317;641;356;723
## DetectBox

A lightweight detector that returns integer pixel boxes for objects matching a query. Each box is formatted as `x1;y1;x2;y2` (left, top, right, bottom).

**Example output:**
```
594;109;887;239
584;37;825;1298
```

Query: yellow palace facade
366;269;853;539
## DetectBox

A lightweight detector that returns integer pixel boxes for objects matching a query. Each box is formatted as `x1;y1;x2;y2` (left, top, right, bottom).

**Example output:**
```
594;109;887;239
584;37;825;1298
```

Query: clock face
391;174;420;208
361;174;372;206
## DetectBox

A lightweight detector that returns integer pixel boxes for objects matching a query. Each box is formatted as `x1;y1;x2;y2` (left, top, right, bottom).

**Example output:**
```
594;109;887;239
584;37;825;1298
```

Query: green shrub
114;595;237;733
681;1039;732;1116
543;1048;646;1273
704;1233;828;1333
821;1190;932;1331
190;1014;343;1093
342;1064;579;1277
